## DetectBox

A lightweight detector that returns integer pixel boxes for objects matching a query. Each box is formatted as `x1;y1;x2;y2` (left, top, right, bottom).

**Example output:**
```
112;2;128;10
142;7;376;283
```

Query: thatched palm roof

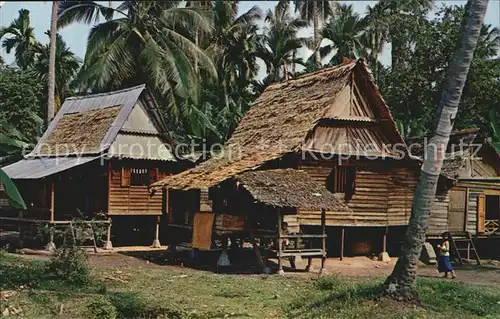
151;60;405;191
236;169;352;212
37;105;122;155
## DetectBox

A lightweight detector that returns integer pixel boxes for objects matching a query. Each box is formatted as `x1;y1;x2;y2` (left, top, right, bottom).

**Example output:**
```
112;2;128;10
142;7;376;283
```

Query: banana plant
489;109;500;154
0;168;26;210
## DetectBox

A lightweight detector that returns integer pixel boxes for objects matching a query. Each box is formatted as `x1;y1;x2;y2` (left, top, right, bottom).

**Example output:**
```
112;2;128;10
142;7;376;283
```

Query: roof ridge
65;84;146;101
266;61;357;89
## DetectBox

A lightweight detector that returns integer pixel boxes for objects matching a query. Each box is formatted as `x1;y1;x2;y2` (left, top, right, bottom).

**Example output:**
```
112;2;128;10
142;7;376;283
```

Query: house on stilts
1;85;190;248
151;59;456;272
408;129;500;261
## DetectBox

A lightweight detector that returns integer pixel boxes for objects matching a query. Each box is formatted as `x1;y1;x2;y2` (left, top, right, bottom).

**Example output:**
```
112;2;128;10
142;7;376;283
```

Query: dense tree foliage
0;9;80;127
1;1;498;148
378;5;500;137
0;67;44;147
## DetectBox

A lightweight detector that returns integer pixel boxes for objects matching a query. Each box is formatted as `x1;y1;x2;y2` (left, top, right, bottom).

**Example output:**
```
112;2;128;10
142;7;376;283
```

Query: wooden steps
446;231;481;266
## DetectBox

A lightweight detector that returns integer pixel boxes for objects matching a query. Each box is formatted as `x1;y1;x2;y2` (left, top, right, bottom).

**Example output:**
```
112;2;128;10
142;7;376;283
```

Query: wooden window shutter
477;194;486;233
121;167;131;187
149;168;158;185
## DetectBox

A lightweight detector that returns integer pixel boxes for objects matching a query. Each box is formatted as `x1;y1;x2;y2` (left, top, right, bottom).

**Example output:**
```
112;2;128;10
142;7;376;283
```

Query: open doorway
485;195;500;234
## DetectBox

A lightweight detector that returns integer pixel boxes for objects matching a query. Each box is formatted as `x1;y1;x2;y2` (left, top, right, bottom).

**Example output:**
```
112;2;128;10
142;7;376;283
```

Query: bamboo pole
50;182;55;221
277;209;284;275
340;227;345;261
320;208;326;274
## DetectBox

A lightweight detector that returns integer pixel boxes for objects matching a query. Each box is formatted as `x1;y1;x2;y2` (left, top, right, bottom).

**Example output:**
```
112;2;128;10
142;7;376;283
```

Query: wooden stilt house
2;85;189;248
151;59;444;263
409;129;500;237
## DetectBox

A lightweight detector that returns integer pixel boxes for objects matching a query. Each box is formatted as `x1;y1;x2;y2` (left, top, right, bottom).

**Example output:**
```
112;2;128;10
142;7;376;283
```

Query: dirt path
16;250;500;287
311;257;500;287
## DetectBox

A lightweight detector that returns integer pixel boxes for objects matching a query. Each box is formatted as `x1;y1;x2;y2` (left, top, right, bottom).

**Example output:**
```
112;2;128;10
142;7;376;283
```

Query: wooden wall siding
108;166;163;215
304;126;392;156
387;168;418;226
322;77;375;118
467;191;479;234
428;192;451;234
299;166;393;226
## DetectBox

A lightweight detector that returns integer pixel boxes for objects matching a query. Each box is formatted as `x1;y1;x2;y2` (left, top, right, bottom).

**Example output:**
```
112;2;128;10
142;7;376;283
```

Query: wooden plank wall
427;192;450;234
467;191;479;235
108;163;169;215
298;159;453;229
298;160;397;226
387;168;417;226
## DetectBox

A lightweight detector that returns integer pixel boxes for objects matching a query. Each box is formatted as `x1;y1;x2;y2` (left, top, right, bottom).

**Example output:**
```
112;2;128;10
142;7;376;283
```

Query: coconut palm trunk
47;0;58;123
384;0;488;302
312;0;320;68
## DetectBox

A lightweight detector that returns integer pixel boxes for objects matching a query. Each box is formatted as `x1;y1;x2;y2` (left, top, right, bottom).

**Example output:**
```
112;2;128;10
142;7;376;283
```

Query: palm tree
47;1;59;123
181;1;262;145
58;1;215;123
319;4;366;65
294;0;335;68
368;0;434;71
361;4;390;80
208;1;261;104
32;32;80;113
258;3;308;83
0;9;37;69
384;0;488;301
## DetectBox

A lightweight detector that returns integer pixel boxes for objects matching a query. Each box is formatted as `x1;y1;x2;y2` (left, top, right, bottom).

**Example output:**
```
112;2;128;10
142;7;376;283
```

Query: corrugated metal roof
30;85;146;157
3;156;100;179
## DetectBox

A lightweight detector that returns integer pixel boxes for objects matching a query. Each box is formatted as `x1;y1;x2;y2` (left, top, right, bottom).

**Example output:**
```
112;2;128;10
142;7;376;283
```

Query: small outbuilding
2;85;190;248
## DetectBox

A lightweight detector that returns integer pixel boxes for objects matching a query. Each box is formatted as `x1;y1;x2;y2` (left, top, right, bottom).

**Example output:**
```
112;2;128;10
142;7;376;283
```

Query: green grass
1;253;499;318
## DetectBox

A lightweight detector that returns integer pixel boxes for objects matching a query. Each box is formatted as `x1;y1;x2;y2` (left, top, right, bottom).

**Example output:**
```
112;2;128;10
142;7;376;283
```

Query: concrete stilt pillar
151;216;161;248
217;249;231;267
45;227;56;251
104;221;113;250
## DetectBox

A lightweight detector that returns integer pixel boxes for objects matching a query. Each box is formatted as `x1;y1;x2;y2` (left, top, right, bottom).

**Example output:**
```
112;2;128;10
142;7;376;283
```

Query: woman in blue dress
437;234;457;279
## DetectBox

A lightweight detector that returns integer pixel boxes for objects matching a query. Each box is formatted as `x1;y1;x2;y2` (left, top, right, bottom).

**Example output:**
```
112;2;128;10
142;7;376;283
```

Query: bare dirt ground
14;243;500;287
309;257;500;287
22;250;500;287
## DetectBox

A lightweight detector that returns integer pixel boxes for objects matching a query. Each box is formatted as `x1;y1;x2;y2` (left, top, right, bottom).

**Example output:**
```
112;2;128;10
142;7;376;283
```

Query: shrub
46;245;92;286
86;296;117;319
0;253;45;289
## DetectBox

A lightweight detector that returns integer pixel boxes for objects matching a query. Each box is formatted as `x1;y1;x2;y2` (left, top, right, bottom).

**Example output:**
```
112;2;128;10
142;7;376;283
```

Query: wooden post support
340;226;345;261
464;188;470;232
277;210;284;275
17;211;24;249
104;220;113;250
320;208;326;274
151;216;161;248
246;220;268;273
383;226;388;253
306;258;313;272
50;182;55;222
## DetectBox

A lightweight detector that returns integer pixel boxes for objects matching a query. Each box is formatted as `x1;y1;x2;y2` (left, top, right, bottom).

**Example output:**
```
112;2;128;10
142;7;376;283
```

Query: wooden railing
484;220;499;234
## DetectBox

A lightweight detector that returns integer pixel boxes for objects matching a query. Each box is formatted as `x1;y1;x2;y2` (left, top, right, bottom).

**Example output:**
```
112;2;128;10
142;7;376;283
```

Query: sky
1;1;499;76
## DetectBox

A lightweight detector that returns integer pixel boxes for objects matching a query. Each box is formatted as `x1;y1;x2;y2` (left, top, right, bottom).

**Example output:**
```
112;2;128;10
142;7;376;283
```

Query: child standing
437;234;457;279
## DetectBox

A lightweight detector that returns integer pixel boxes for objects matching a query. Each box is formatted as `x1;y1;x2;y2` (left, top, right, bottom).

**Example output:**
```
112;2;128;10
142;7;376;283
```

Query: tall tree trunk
312;0;321;68
47;1;58;123
384;0;488;302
